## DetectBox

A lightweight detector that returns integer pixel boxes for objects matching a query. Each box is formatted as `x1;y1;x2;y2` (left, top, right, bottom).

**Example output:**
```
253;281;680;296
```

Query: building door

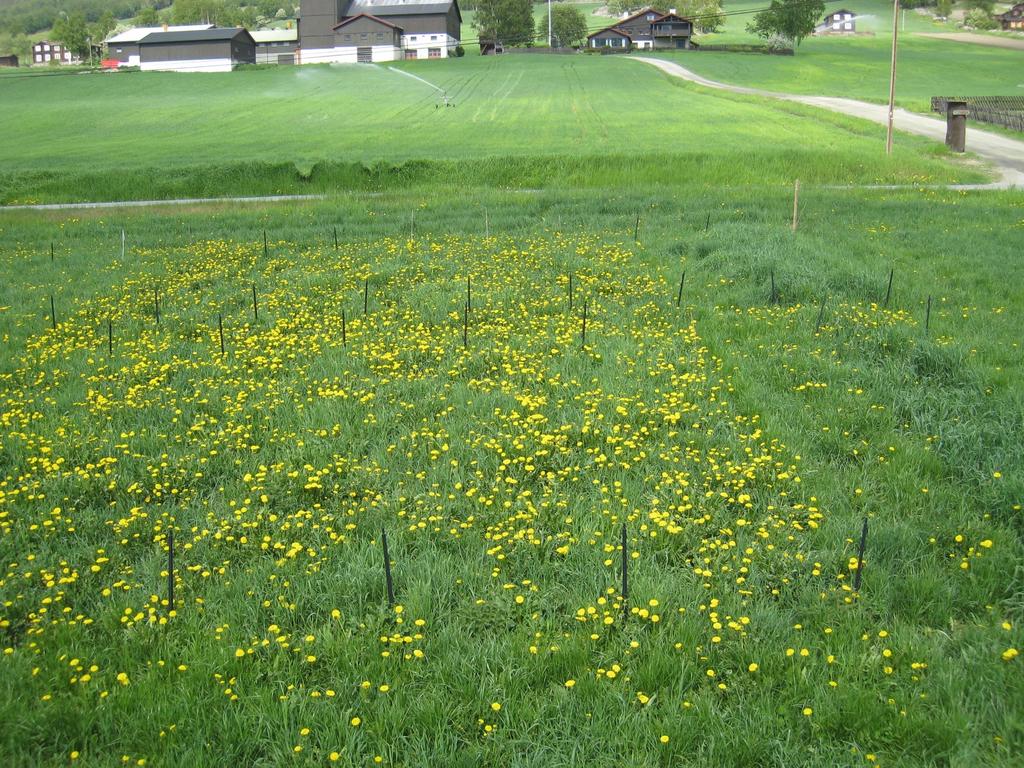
357;47;372;63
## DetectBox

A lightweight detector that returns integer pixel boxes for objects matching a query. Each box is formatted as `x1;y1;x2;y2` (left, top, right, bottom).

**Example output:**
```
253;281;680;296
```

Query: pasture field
0;55;990;204
0;184;1021;766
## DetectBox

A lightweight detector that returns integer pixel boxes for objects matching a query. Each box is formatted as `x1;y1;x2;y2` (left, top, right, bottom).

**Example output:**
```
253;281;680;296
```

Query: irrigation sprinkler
621;523;629;621
581;298;588;348
925;295;932;331
252;284;259;323
381;528;395;608
676;271;686;307
853;517;868;592
167;529;175;615
791;180;800;232
218;314;225;355
49;295;56;330
815;297;827;334
884;269;894;308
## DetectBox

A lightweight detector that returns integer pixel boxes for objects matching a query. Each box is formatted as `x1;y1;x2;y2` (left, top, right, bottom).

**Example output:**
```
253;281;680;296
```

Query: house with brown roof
997;3;1024;30
587;8;693;51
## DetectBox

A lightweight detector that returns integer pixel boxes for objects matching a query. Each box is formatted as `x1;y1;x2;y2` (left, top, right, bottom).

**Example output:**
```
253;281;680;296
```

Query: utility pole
548;0;553;47
886;0;899;155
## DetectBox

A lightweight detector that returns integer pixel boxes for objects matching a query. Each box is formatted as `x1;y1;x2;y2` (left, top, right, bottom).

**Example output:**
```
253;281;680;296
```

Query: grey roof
342;0;459;18
138;27;253;44
106;24;214;44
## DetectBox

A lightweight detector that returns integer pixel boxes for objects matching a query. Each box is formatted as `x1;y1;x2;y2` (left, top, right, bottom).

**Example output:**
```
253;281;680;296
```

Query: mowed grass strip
0;55;986;203
0;185;1020;766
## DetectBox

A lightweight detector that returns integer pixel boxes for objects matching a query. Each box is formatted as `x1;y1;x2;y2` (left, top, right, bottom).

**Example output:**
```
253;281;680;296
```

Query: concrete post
945;101;968;153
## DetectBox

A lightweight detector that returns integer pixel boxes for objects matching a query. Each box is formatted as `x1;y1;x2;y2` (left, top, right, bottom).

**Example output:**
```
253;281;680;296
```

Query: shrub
963;8;998;29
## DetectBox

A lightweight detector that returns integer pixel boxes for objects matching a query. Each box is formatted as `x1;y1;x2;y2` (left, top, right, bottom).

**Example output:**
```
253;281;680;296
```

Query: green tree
539;4;588;47
52;11;90;58
473;0;535;45
92;11;117;41
676;0;724;33
172;0;226;24
136;5;161;25
746;0;825;47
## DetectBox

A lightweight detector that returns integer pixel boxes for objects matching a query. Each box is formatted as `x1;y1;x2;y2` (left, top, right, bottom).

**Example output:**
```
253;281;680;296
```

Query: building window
44;44;50;51
428;47;441;58
376;32;384;40
431;35;438;40
360;33;368;40
343;33;351;41
404;49;417;59
35;54;41;62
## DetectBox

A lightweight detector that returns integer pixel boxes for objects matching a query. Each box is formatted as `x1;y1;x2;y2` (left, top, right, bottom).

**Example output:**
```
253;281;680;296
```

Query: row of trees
0;1;169;37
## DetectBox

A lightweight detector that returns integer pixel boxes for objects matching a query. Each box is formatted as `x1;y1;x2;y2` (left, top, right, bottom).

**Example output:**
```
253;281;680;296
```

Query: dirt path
0;194;325;212
633;56;1024;189
919;33;1024;51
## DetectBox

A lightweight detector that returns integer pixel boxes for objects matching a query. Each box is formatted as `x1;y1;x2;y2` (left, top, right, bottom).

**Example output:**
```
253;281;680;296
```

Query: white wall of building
299;45;401;64
400;34;457;58
140;58;235;73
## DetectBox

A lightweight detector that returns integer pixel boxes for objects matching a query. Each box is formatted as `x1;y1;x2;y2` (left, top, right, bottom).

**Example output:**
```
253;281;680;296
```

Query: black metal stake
621;522;629;620
333;226;338;251
341;308;347;347
263;230;268;260
218;314;225;355
925;295;932;331
853;517;868;592
363;278;369;315
466;275;471;313
704;212;710;233
381;528;395;608
154;287;160;324
463;300;468;348
634;212;640;242
252;284;258;323
676;271;685;307
581;298;588;349
884;269;894;308
50;242;54;262
167;529;175;614
815;297;826;334
50;295;56;330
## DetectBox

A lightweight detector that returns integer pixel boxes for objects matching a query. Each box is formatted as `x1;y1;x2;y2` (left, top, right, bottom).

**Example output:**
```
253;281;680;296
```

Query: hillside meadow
0;182;1022;766
0;54;992;204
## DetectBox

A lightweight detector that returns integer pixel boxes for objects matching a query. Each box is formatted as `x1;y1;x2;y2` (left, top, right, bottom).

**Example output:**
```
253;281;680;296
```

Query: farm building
137;28;256;73
252;28;299;64
31;41;76;66
587;8;693;51
298;0;462;63
0;54;18;67
997;3;1024;30
816;9;857;34
105;25;215;67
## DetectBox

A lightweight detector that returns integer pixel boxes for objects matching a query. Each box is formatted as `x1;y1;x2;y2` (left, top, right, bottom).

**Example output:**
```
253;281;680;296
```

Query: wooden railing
931;97;1024;133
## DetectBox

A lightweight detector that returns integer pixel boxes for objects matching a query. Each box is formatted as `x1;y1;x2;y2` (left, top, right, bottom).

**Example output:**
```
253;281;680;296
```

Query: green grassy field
0;184;1022;766
656;0;1024;112
0;54;993;204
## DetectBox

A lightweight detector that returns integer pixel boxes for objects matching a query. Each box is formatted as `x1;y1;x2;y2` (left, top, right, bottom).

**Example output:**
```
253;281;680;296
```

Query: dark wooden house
137;27;256;72
997;3;1024;30
105;25;215;67
32;41;75;65
0;54;18;67
816;9;857;34
587;8;693;51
